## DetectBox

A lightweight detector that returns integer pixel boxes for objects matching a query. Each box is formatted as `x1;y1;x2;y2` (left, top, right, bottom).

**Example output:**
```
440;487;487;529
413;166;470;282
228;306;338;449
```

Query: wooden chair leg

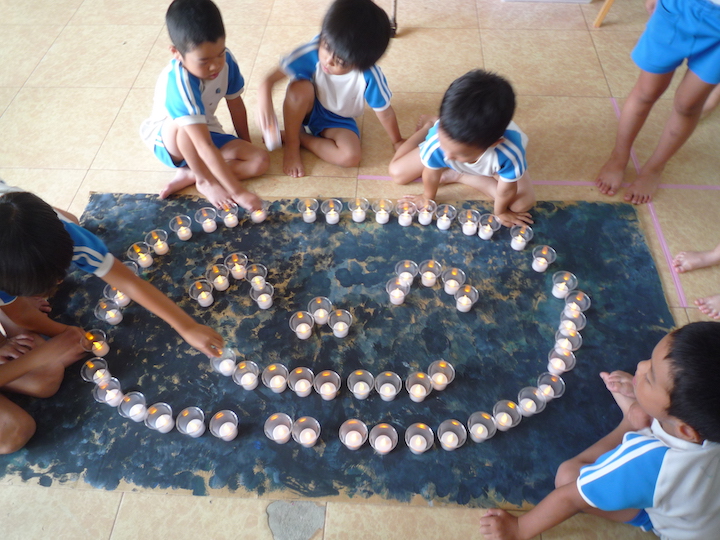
593;0;616;28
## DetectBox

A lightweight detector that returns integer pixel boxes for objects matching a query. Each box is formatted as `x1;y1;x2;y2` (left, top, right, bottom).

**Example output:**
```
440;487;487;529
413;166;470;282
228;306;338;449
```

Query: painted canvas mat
0;195;674;507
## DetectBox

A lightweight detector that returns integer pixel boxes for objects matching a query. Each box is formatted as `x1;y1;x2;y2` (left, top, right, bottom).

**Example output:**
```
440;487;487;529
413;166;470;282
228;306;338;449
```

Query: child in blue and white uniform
390;70;535;228
257;0;403;178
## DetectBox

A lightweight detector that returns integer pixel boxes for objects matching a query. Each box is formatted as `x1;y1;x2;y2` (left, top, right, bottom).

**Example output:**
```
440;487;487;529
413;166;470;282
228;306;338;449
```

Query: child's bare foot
283;145;305;177
673;248;720;273
624;167;662;205
600;371;635;400
415;114;438;131
600;371;651;429
439;169;462;184
595;156;626;196
195;178;234;209
159;167;196;199
696;294;720;319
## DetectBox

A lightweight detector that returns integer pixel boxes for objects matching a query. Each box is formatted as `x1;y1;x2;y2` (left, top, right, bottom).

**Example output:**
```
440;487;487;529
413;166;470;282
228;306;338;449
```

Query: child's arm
0;297;69;337
256;69;288;139
102;258;223;357
374;106;404;150
494;179;533;227
480;482;592;540
227;96;251;143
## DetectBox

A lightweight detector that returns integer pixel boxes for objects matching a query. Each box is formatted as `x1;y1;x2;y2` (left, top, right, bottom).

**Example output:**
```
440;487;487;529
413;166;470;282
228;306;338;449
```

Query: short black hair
0;191;73;298
666;322;720;443
439;69;516;149
166;0;225;55
320;0;391;71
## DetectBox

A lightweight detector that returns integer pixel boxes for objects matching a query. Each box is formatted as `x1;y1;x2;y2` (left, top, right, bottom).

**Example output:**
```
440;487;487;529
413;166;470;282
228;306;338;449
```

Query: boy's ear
675;420;703;444
169;45;183;62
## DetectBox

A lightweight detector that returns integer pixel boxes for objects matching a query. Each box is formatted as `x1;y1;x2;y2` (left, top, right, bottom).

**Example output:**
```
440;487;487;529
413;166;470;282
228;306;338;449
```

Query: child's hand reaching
600;370;652;430
480;509;522;540
257;109;282;152
0;334;35;361
496;210;533;228
178;322;224;358
600;370;635;398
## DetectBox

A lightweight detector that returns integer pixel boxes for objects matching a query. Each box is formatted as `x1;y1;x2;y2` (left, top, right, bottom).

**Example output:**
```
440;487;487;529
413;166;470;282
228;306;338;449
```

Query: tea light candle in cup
459;209;480;236
510;225;533;251
532;245;557;273
185;419;205;437
218;203;239;228
250;200;269;224
560;310;587;333
265;413;293;444
297;198;319;223
537;372;566;401
454;284;479;313
145;402;175;433
145;229;169;255
395;200;417;227
405;372;433;403
348;197;369;223
492;400;522;432
386;278;410;306
435;204;456;230
127;242;154;268
554;329;582;352
211;348;237;376
169;215;192;241
118;391;148;422
372;199;393;224
437;419;467;451
93;377;124;407
314;370;341;401
195;207;218;233
328;309;352;338
308;296;332;325
292;416;321;448
321;198;342;224
395;260;418;287
225;252;248;280
210;410;239;441
288;366;314;397
375;371;401;401
564;290;592;314
177;407;206;438
246;264;268;291
262;363;288;393
232;360;260;390
347;370;374;400
551;271;578;299
547;348;576;375
478;214;501;240
81;358;110;384
249;283;274;310
517;387;547;417
428;359;455;391
94;299;123;325
370;423;398;455
419;259;442;287
441;267;466;295
206;264;230;291
289;311;314;340
299;429;317;446
83;329;109;357
467;411;497;443
217;358;235;377
189;280;214;308
416;199;437;226
103;284;131;308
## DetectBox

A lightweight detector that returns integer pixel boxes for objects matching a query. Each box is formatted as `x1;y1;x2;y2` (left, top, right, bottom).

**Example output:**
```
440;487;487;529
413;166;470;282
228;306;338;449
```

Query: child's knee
555;458;582;488
251;149;270;176
388;161;407;184
337;148;361;168
0;408;35;455
285;80;315;107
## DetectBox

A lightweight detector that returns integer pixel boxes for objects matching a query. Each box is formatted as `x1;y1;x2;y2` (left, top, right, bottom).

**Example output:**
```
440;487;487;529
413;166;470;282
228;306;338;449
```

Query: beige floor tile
0;484;120;540
381;28;483;94
483;30;609;98
542;512;651;539
133;33;173;89
0;0;82;25
249;175;358;200
325;502;491;540
686;307;710;323
531;183;615;203
591;32;682;99
91;88;167;172
267;0;334;26
0;168;86;210
515;96;621;183
477;0;587;30
0;87;19;116
670;307;689;326
68;0;167;26
25;25;160;88
0;25;64;87
216;0;275;27
0;87;129;169
581;0;651;33
110;493;276;540
376;0;480;29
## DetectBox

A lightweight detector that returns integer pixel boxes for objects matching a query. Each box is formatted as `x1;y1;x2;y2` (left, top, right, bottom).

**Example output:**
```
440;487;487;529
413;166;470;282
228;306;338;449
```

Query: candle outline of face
409;434;427;453
251;207;267;223
520;398;537;414
154;413;174;433
437;215;451;230
373;434;393;453
294;378;312;397
90;338;109;357
295;322;312;339
352;381;370;398
272;424;291;443
312;308;328;325
217;358;235;376
299;428;318;446
128;403;147;422
432;372;448;389
389;287;405;305
421;270;437;287
379;383;397;401
456;295;473;312
409;383;427;402
240;372;258;389
352;208;366;222
92;368;110;384
105;308;123;325
148;231;169;255
471;423;488;441
185;418;205;436
256;293;272;309
440;431;459;450
200;210;217;232
332;321;349;338
319;382;337;399
375;208;389;224
539;384;556;400
344;430;363;449
398;211;412;226
303;208;317;223
218;421;237;440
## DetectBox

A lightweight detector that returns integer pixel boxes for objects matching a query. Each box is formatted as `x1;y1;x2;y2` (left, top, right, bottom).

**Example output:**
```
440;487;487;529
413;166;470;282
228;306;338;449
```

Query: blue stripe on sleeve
225;49;245;97
363;66;392;110
419;123;447;169
496;129;527;180
166;60;204;119
60;219;111;275
281;37;320;81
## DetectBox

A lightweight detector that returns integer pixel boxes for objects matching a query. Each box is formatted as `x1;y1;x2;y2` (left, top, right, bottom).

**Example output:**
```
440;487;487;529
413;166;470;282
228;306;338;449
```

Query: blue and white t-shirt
140;49;245;150
419;120;528;182
0;184;114;306
280;36;392;119
577;420;720;540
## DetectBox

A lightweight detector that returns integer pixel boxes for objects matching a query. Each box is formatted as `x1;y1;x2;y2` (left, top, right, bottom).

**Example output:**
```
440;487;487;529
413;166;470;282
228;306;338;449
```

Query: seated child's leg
508;172;536;213
158;119;200;200
702;83;720;118
282;80;316;178
0;393;36;455
300;127;361;169
696;294;720;319
672;241;720;273
595;70;674;197
219;139;270;179
388;118;435;184
626;69;716;204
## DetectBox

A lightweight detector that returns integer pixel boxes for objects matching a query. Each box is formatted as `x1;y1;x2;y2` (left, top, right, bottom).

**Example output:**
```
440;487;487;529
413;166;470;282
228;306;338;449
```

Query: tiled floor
1;0;718;538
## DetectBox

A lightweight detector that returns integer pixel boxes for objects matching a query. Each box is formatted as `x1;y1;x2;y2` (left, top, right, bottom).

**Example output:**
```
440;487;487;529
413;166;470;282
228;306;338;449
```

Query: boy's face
172;38;226;81
437;127;487;163
318;39;353;76
634;335;674;428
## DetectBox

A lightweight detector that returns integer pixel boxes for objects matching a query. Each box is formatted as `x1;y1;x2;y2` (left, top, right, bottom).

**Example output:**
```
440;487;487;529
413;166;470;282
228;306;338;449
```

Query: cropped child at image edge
0;182;224;454
389;70;535;228
257;0;404;178
480;322;720;540
140;0;267;210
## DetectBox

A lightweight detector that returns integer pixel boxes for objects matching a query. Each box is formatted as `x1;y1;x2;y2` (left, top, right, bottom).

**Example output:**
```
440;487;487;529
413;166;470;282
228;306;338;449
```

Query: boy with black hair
389;69;536;228
481;322;720;540
0;182;224;453
257;0;404;178
140;0;268;210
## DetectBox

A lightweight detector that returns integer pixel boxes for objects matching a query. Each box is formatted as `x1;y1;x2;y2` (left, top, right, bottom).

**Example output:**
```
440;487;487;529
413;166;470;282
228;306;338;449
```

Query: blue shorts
626;509;654;533
153;131;238;169
632;0;720;84
304;99;360;138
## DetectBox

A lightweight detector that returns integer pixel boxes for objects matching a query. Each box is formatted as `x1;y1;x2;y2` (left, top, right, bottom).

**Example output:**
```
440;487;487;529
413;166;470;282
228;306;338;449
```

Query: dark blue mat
0;195;673;506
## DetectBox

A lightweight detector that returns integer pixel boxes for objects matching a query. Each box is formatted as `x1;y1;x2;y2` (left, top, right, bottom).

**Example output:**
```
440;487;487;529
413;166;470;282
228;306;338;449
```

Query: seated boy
480;322;720;540
257;0;404;178
0;183;224;453
389;70;535;228
140;0;268;210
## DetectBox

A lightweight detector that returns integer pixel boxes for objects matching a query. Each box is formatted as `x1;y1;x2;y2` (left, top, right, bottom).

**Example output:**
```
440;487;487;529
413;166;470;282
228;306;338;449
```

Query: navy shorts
153;131;238;169
304;99;360;138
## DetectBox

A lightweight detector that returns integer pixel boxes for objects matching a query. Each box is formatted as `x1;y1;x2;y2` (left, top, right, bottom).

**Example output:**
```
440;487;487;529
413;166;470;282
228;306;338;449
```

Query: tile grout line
609;97;688;308
107;491;125;540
